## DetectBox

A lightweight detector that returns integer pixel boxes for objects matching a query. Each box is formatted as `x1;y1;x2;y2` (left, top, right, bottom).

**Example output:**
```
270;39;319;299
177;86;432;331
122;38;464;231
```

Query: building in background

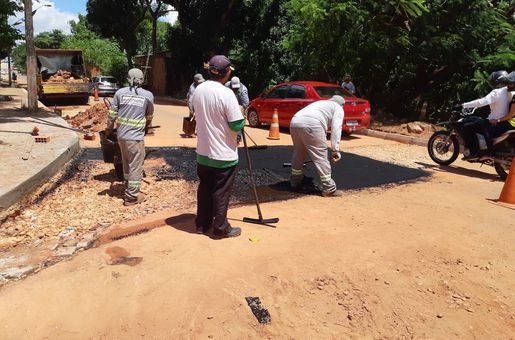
134;52;172;97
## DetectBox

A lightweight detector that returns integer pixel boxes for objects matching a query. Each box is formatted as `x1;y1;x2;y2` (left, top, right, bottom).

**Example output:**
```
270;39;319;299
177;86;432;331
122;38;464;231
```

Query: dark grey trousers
118;140;145;201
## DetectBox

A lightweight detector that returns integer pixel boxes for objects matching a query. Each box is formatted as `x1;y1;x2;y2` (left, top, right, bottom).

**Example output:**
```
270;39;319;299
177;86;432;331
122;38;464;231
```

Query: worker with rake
192;55;244;238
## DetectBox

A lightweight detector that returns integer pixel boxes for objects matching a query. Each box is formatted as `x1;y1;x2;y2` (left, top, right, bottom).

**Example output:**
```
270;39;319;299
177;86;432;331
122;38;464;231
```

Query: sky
9;0;178;35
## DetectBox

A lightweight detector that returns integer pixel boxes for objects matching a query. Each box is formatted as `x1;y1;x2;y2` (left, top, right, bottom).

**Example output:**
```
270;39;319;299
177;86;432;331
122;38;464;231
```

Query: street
0;101;513;339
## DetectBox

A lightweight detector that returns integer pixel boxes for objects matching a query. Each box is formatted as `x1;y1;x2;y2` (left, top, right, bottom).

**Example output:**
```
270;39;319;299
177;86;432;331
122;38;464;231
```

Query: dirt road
0;102;514;339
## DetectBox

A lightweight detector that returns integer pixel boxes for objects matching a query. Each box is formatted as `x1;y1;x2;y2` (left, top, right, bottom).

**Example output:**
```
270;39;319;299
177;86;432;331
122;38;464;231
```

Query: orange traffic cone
496;156;515;207
267;108;280;140
94;87;99;101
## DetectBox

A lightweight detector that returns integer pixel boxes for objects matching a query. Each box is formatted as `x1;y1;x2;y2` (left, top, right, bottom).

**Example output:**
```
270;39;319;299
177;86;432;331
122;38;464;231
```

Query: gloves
331;151;341;163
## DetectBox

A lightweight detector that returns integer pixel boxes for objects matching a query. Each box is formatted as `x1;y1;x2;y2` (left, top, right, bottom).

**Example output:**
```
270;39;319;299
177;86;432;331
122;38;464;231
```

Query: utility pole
8;57;12;87
24;0;38;112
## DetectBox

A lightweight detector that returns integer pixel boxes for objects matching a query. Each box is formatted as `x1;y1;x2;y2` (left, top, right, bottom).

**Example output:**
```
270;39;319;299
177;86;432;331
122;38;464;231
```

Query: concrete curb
0;92;80;211
0;140;80;211
355;129;428;147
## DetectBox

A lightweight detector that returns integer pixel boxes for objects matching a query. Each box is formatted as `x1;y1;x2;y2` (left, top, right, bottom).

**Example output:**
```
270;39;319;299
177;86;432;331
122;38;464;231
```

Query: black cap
208;55;234;75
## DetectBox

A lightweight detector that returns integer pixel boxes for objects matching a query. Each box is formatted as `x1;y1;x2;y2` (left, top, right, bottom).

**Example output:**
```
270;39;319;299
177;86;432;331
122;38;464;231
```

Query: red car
247;81;371;134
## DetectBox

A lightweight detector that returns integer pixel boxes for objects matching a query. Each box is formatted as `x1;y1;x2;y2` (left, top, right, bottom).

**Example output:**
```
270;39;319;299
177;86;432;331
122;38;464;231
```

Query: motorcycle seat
493;130;515;145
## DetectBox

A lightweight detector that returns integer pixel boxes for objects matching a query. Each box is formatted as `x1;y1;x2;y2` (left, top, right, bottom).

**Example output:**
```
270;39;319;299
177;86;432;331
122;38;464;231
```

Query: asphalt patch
240;146;430;191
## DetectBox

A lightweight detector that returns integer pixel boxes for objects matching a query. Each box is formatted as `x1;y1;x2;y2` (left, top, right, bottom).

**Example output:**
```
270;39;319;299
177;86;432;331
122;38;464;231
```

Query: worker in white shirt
289;95;345;197
460;70;511;159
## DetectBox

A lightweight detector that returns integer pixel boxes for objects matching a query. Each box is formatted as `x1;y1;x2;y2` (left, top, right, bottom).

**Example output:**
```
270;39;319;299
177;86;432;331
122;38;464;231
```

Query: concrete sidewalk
0;87;80;212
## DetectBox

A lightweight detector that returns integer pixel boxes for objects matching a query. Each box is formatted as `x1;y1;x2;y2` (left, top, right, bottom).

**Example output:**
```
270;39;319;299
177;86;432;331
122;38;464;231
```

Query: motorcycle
427;107;514;180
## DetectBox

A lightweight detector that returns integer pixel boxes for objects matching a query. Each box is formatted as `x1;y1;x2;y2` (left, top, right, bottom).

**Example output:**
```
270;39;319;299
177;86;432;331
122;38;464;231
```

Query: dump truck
36;49;90;104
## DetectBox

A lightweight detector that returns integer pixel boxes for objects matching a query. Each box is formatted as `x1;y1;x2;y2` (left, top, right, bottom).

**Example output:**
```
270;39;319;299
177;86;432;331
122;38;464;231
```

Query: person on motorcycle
460;70;511;160
486;71;515;142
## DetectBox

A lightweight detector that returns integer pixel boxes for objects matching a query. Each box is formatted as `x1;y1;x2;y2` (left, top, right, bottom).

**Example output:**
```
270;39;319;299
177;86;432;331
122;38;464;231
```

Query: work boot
123;193;146;206
212;226;242;239
321;190;344;197
196;226;210;235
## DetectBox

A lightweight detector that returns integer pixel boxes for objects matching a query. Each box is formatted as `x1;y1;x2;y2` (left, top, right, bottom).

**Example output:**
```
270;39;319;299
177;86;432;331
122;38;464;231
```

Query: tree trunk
152;15;158;53
24;0;38;112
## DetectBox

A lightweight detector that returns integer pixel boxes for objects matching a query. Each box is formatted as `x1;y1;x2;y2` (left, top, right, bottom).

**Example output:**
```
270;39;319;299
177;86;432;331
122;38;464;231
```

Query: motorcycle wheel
494;161;509;181
428;131;460;166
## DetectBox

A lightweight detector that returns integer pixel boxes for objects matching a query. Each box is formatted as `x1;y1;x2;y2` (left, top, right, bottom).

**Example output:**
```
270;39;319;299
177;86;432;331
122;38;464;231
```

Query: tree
32;29;66;49
62;15;128;81
136;18;170;55
162;0;274;94
11;29;68;73
280;0;514;119
0;0;22;59
86;0;148;67
143;0;171;53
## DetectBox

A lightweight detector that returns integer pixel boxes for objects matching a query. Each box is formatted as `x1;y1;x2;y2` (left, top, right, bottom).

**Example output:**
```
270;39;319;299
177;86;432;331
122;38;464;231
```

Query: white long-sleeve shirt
290;100;344;152
463;87;511;120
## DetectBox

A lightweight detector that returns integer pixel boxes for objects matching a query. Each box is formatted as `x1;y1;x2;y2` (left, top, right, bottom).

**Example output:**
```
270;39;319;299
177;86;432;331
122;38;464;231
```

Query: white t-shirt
463;87;511;120
290;100;345;152
192;80;244;161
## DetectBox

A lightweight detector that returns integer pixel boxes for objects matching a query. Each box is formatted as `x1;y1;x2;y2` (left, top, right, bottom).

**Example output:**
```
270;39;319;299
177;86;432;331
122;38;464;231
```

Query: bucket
182;117;196;136
99;130;118;163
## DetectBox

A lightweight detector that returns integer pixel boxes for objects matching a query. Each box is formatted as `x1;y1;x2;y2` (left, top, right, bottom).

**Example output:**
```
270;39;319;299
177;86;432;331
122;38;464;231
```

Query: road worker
289;95;345;197
106;68;154;206
225;76;250;110
192;55;244;238
187;73;205;116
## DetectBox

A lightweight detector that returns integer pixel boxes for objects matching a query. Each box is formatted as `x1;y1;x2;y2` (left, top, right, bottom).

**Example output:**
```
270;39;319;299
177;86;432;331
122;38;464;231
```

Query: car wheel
247;109;261;128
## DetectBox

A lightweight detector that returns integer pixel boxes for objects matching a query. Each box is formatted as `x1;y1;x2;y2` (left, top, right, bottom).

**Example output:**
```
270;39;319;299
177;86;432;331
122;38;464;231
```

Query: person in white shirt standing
460;70;511;159
192;55;245;239
289;95;345;197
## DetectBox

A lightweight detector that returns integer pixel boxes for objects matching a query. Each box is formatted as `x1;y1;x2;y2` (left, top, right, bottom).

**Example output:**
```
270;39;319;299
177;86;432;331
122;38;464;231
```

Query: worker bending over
289;95;345;197
107;68;154;206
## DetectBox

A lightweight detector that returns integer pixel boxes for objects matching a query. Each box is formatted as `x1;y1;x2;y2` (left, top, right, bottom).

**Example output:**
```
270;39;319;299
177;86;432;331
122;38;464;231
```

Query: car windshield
101;77;118;83
314;86;353;98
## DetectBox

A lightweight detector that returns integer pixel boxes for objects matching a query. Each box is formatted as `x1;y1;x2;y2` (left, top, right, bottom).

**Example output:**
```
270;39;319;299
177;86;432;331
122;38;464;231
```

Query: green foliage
280;0;515;120
0;0;22;59
11;43;26;73
136;19;171;54
33;29;67;49
62;15;128;80
11;30;69;73
12;16;128;80
86;0;148;66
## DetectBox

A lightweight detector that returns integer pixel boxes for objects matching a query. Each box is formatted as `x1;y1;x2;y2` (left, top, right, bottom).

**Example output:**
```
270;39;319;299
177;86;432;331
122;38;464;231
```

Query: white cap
230;76;241;89
330;95;345;105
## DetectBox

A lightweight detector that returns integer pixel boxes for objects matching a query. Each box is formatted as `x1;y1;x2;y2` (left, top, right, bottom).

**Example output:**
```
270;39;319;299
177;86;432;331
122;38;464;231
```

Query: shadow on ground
86;145;430;204
415;161;501;181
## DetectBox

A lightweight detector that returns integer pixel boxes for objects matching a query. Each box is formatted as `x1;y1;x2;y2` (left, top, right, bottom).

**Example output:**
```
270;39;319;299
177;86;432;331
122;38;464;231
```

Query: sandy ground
0;101;514;339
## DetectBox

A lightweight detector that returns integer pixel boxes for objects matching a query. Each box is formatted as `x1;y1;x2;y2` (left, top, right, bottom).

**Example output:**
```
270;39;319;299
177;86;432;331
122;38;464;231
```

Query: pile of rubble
66;103;108;132
45;70;86;83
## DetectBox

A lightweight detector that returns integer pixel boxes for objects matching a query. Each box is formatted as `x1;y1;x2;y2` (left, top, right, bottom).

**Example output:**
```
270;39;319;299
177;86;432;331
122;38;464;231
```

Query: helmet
488;70;508;88
127;68;144;88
